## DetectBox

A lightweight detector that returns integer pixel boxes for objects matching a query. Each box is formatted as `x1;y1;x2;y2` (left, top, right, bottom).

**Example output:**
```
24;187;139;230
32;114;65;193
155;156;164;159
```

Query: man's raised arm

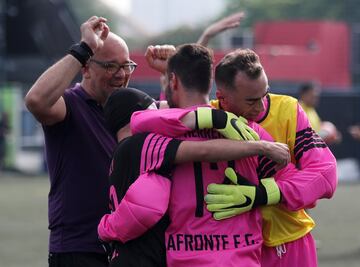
25;16;109;125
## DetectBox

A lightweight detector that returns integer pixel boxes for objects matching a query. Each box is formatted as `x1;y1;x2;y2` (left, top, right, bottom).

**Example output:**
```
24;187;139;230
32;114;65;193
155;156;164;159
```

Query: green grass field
0;175;48;267
0;174;359;267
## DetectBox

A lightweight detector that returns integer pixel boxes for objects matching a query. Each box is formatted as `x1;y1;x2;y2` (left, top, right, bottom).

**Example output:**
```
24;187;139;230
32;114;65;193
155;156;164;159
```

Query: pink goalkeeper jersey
131;106;274;267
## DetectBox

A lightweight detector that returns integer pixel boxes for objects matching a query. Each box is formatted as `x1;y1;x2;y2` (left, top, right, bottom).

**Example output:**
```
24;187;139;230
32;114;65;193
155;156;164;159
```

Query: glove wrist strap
211;109;228;129
196;107;213;129
261;178;281;205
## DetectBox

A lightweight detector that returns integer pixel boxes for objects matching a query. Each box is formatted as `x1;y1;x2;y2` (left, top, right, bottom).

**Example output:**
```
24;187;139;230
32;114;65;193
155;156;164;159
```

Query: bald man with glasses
25;16;136;267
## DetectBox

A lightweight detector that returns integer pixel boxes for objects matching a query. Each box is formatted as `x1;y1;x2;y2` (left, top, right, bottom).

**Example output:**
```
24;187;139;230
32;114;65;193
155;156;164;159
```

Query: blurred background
0;0;359;266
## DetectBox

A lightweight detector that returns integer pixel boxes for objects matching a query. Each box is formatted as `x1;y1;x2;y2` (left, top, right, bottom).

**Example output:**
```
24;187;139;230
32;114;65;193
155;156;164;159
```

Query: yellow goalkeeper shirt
299;102;321;132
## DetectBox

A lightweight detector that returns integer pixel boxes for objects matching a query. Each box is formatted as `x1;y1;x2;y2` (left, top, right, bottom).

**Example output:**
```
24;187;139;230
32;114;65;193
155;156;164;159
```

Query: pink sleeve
98;172;171;243
275;161;336;210
249;121;275;142
275;104;337;210
130;108;193;136
139;133;181;174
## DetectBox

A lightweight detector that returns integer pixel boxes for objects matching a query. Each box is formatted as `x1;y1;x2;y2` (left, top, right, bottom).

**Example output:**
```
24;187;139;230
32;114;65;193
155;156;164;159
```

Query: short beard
165;85;176;108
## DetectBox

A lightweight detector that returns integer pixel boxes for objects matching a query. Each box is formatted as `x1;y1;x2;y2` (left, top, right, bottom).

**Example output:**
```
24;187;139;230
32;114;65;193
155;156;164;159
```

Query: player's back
109;133;171;267
165;129;263;267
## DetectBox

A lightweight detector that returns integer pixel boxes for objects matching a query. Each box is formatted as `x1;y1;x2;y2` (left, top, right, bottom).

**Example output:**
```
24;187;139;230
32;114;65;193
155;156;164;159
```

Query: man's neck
80;81;106;105
117;125;132;142
178;92;209;108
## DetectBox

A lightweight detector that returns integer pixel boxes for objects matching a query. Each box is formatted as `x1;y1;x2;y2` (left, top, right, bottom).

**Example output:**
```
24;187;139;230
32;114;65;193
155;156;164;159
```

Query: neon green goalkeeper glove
205;167;281;220
195;107;259;141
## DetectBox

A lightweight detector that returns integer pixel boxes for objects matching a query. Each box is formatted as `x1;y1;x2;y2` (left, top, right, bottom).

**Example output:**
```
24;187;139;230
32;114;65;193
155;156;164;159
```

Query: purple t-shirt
43;83;116;253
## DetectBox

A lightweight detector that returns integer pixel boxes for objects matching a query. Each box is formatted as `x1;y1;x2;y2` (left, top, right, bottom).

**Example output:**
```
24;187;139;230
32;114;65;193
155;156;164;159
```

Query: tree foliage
222;0;360;27
144;27;203;49
65;0;123;34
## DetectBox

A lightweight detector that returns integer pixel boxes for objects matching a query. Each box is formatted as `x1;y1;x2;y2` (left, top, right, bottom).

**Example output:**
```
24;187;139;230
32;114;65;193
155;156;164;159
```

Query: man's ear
216;89;227;108
82;65;91;79
169;72;177;91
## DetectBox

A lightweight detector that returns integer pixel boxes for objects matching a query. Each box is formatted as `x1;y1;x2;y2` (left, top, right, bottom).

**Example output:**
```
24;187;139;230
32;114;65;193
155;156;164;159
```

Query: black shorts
48;252;108;267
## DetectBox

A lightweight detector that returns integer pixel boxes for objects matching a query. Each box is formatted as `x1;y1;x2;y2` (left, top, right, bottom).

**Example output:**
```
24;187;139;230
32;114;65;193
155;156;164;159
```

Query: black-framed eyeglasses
90;59;137;75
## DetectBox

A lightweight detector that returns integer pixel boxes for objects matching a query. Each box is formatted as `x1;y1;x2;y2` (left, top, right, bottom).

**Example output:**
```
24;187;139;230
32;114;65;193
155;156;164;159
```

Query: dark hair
167;44;213;94
104;87;154;135
298;82;316;97
215;48;263;90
